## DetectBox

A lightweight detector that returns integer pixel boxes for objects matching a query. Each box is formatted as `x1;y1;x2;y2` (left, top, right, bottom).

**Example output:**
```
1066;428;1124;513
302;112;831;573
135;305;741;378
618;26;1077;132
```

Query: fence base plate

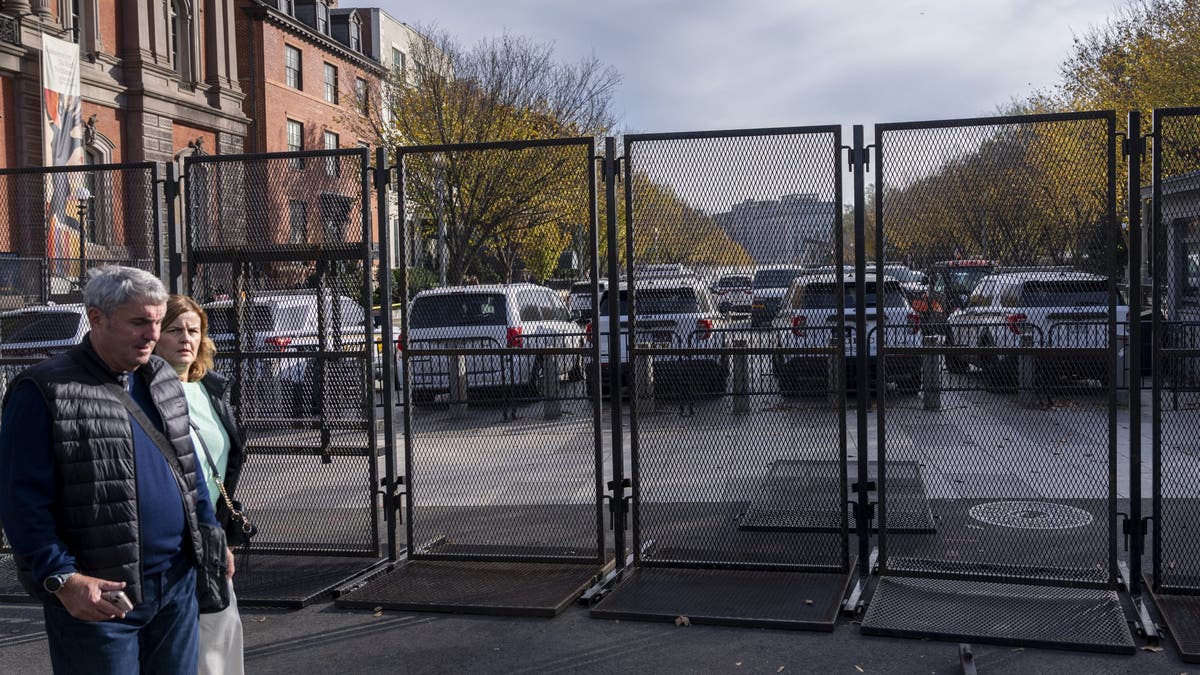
1145;575;1200;662
334;559;602;617
234;555;386;608
590;564;854;630
861;576;1134;654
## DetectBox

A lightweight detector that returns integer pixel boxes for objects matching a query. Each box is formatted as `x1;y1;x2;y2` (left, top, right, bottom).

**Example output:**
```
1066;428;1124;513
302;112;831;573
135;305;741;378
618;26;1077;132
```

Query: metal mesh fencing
875;112;1120;587
397;139;605;563
1152;108;1200;593
184;149;380;556
0;163;162;561
622;128;848;572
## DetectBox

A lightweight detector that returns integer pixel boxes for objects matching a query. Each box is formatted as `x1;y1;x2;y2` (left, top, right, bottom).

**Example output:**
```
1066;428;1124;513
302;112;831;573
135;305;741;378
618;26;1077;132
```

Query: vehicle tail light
1005;313;1027;335
696;318;714;340
265;336;292;351
911;297;928;313
791;315;807;337
907;313;921;334
584;321;593;344
506;326;524;348
395;333;403;352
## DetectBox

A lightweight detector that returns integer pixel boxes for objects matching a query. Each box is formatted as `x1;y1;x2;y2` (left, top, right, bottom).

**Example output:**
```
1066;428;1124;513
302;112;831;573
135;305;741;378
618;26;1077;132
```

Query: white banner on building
41;34;85;273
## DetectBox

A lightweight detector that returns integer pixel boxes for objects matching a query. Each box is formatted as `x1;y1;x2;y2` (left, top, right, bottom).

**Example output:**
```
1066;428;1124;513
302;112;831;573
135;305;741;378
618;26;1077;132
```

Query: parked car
882;264;928;299
204;291;373;418
0;303;89;357
587;277;730;396
913;259;997;325
944;270;1127;387
771;273;923;395
751;265;809;327
567;279;607;324
404;283;584;404
711;273;754;316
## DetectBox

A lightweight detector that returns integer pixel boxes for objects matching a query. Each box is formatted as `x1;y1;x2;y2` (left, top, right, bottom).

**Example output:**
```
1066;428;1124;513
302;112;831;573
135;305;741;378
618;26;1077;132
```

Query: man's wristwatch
43;572;76;594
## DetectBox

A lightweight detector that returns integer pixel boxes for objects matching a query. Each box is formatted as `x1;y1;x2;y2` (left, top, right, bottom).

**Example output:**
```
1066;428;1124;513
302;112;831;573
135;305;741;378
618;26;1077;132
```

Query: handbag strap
188;419;250;531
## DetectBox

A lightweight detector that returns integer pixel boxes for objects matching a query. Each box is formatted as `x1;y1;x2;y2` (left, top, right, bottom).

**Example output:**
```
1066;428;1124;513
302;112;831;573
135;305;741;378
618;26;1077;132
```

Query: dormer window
278;0;295;15
349;16;361;52
316;1;329;35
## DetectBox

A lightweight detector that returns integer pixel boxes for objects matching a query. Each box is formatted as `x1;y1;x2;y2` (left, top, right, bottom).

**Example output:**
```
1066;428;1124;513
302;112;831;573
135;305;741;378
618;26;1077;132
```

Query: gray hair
83;266;168;315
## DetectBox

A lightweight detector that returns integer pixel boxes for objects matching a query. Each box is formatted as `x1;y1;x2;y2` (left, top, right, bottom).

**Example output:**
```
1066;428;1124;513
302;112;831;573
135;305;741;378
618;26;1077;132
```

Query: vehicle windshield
206;305;276;334
946;267;993;293
600;288;700;315
0;311;81;343
884;267;925;284
716;275;752;289
410;293;508;328
795;281;907;309
1018;280;1113;307
753;268;804;289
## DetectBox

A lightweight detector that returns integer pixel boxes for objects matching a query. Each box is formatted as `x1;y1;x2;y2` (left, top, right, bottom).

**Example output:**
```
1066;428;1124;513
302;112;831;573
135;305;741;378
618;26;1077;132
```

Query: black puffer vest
11;338;205;605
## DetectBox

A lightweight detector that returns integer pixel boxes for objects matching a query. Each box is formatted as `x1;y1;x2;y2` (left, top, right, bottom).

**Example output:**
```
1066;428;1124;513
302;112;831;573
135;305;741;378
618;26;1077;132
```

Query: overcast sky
375;0;1128;134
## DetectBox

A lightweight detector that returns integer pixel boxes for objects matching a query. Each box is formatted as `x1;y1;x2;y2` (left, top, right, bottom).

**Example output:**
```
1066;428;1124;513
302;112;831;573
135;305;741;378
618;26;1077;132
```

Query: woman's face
156;310;202;379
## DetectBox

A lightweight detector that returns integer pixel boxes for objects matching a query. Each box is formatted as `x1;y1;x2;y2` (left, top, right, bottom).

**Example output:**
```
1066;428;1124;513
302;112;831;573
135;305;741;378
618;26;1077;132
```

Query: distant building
714;193;838;265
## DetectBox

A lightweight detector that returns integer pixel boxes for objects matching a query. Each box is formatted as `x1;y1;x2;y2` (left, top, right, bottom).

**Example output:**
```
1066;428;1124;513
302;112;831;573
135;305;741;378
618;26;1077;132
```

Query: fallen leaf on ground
1142;645;1164;653
674;615;690;626
804;599;813;606
250;616;266;623
855;666;864;673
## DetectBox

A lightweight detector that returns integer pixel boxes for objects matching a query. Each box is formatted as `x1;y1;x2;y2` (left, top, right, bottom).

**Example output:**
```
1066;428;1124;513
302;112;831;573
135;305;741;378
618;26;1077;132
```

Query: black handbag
190;421;257;546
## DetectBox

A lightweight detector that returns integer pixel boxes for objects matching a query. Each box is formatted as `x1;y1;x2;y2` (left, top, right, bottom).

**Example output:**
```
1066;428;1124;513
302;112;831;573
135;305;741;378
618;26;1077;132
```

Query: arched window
165;0;197;83
316;1;329;35
349;15;361;52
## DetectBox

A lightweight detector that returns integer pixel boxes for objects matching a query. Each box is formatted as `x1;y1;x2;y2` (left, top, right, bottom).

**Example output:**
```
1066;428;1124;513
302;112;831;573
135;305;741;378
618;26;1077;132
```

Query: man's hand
226;546;236;579
56;574;129;621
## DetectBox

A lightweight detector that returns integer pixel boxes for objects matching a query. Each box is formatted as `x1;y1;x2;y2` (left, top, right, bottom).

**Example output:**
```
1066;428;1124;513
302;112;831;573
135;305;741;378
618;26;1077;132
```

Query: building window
392;48;405;72
285;45;302;89
278;0;294;15
324;130;339;176
355;78;369;115
168;1;180;71
349;18;361;52
70;0;83;43
316;1;329;35
288;200;307;244
324;63;338;104
287;119;304;169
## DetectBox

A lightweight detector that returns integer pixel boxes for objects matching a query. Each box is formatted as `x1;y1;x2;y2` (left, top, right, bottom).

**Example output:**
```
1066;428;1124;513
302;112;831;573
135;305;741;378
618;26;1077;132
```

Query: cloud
379;0;1122;132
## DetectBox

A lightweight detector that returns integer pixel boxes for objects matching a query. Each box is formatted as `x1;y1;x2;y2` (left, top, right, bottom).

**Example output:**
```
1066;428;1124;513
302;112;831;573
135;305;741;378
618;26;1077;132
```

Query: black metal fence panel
396;138;606;564
1152;108;1200;594
621;128;848;572
183;149;380;556
874;112;1121;588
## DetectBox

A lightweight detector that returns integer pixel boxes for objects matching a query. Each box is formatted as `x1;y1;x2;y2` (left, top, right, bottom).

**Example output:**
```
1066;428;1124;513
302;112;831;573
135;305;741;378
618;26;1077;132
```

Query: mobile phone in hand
102;590;134;613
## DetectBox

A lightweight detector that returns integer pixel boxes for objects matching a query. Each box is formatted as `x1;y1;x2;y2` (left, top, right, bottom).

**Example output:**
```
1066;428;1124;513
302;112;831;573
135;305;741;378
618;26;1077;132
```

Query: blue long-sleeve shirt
0;372;216;586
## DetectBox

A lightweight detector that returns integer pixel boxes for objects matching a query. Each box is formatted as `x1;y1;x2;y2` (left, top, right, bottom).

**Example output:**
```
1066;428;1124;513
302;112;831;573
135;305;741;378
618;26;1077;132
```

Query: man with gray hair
0;265;218;673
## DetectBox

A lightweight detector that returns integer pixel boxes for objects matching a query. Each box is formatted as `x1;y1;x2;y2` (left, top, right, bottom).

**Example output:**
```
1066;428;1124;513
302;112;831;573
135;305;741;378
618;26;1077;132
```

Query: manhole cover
968;501;1093;530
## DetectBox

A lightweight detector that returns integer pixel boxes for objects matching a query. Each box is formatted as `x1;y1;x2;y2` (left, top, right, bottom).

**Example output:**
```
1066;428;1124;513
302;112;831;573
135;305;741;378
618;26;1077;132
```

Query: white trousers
199;581;245;675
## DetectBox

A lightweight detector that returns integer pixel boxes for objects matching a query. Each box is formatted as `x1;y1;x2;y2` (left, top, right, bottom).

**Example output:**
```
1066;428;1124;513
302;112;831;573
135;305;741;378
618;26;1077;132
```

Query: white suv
404;283;583;404
587;278;730;396
0;303;89;358
944;270;1127;387
771;274;922;394
751;265;809;327
567;279;607;324
203;291;373;419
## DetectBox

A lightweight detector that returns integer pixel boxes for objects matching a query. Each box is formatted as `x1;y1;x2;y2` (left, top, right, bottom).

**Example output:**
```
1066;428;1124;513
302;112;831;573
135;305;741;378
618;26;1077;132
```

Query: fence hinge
846;144;873;172
373;162;391;192
1120;512;1150;551
1122;134;1147;160
606;478;631;531
851;500;876;524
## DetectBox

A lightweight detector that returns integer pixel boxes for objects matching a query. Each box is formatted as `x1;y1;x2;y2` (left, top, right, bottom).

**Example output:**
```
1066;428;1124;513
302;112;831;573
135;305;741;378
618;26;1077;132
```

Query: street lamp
73;185;93;286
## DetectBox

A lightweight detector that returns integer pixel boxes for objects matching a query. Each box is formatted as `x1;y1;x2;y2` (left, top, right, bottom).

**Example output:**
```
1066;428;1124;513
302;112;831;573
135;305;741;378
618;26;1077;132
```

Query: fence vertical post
543;355;561;420
732;339;749;413
922;333;942;410
1018;331;1036;407
1117;332;1130;406
165;162;183;294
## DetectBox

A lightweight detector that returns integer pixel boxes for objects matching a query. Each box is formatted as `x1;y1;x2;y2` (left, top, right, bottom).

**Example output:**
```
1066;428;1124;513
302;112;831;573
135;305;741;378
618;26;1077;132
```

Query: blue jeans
43;555;200;674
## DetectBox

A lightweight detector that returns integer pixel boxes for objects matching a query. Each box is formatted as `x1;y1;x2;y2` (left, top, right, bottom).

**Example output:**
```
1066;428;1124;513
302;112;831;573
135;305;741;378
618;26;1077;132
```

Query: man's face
87;297;166;372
